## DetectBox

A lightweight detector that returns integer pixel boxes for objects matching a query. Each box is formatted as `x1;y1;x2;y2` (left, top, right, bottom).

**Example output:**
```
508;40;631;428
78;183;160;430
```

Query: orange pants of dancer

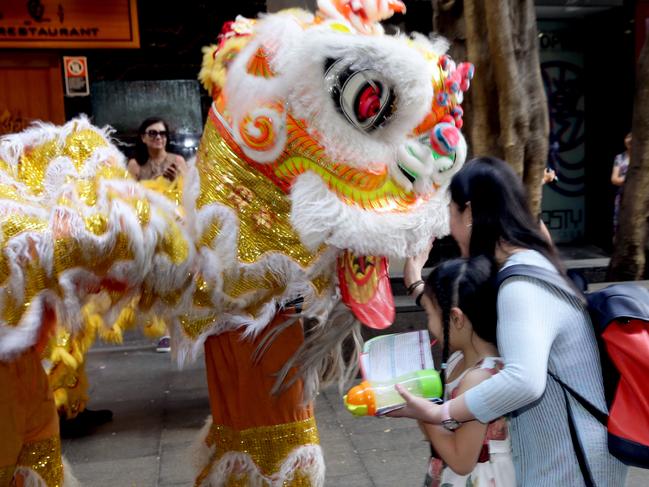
204;313;312;430
0;347;63;487
196;311;320;487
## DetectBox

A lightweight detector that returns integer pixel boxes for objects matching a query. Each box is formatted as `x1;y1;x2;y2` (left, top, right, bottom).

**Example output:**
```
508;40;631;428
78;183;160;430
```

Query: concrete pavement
63;340;647;486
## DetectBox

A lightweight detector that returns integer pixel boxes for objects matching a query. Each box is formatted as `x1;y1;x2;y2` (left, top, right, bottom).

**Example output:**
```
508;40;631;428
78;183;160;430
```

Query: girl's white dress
424;351;516;487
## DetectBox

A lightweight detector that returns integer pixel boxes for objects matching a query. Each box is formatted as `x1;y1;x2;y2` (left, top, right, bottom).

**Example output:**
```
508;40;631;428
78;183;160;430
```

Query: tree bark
607;38;649;281
432;0;549;216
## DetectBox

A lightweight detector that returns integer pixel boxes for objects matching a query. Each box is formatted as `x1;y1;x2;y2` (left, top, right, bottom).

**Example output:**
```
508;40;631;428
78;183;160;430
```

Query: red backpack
498;265;649;483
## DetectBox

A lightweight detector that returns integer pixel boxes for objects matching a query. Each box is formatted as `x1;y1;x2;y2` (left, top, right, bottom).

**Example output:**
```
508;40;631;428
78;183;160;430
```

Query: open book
359;329;435;382
345;330;441;416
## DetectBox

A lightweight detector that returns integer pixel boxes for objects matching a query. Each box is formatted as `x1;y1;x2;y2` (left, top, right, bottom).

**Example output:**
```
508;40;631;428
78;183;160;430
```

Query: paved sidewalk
63;343;646;486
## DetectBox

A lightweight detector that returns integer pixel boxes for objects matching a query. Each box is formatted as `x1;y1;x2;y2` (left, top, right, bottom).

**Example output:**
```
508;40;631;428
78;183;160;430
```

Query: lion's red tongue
337;250;395;330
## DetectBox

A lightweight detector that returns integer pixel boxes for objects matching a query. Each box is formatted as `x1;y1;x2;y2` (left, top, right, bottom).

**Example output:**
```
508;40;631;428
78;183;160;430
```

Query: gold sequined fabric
196;114;319;267
175;111;335;340
0;118;192;358
195;417;320;487
16;436;64;487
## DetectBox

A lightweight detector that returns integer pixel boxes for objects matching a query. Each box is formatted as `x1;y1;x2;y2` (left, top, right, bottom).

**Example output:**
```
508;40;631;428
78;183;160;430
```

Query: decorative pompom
436;92;449;107
458;62;475;80
430;122;461;156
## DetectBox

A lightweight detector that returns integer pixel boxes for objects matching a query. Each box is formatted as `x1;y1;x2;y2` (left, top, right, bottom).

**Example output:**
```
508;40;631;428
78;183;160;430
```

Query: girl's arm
389;276;563;424
420;368;493;475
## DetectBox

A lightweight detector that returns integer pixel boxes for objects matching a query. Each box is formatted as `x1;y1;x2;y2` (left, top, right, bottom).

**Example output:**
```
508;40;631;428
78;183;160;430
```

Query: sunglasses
145;130;168;138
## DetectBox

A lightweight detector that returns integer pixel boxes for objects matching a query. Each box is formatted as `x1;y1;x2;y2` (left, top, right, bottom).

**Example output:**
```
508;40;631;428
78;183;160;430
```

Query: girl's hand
384;384;442;423
404;239;434;288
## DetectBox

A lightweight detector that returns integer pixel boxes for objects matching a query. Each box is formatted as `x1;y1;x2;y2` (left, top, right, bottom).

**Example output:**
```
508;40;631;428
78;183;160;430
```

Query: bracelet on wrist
415;291;425;308
406;279;424;295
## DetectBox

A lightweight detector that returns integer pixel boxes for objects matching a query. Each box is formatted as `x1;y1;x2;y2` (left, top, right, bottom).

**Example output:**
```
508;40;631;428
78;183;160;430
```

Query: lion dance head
178;0;473;356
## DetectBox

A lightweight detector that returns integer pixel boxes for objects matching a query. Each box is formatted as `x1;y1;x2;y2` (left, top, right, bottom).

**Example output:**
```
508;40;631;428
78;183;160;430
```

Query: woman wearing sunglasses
127;117;187;183
128;117;187;352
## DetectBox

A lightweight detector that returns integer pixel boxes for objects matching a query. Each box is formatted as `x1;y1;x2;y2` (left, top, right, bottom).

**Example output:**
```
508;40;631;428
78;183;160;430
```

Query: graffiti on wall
541;208;584;232
539;25;586;243
542;60;585;198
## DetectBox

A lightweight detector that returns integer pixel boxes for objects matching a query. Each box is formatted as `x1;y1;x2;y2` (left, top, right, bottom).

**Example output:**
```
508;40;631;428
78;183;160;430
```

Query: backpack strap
496;264;586;305
556;378;597;487
548;371;608;426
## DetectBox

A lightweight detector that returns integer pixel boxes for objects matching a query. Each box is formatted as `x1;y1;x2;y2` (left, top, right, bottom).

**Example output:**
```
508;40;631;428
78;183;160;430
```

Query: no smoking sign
63;56;89;97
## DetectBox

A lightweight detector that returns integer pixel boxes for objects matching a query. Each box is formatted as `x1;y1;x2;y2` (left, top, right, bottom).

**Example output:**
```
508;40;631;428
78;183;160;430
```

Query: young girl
393;256;515;487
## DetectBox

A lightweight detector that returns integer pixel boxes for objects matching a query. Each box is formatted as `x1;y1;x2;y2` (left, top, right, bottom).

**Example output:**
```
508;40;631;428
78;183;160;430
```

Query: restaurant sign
0;0;139;48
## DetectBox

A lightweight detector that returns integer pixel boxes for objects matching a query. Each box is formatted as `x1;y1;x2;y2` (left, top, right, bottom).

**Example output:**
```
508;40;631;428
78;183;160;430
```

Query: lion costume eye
324;58;395;133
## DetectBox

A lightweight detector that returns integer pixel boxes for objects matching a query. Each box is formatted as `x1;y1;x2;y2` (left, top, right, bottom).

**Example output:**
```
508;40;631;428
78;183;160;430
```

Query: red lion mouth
337;250;395;329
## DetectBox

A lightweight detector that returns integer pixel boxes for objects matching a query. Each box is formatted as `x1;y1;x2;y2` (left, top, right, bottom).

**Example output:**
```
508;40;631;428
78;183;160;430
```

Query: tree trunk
607;38;649;281
432;0;549;216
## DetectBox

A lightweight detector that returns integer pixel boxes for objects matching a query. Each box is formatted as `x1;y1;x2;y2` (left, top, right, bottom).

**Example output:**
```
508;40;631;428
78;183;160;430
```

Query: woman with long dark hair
392;157;627;486
127;117;187;183
128;117;187;353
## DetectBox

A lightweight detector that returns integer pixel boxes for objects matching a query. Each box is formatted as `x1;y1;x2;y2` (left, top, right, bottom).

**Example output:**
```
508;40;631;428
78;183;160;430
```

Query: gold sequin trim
310;274;331;296
196;117;321;267
223;471;312;487
84;213;108;235
17;435;64;487
18;129;107;195
195;417;320;487
76;179;98;206
179;313;217;340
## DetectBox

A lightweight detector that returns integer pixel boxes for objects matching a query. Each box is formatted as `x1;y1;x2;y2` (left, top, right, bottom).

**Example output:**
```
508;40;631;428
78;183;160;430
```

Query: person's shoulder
455;367;494;395
503;249;554;270
497;251;559;301
127;158;140;172
172;153;187;169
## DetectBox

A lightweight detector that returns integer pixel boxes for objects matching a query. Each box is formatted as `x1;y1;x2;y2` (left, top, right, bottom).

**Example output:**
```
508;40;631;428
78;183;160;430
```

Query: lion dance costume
0;1;473;485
